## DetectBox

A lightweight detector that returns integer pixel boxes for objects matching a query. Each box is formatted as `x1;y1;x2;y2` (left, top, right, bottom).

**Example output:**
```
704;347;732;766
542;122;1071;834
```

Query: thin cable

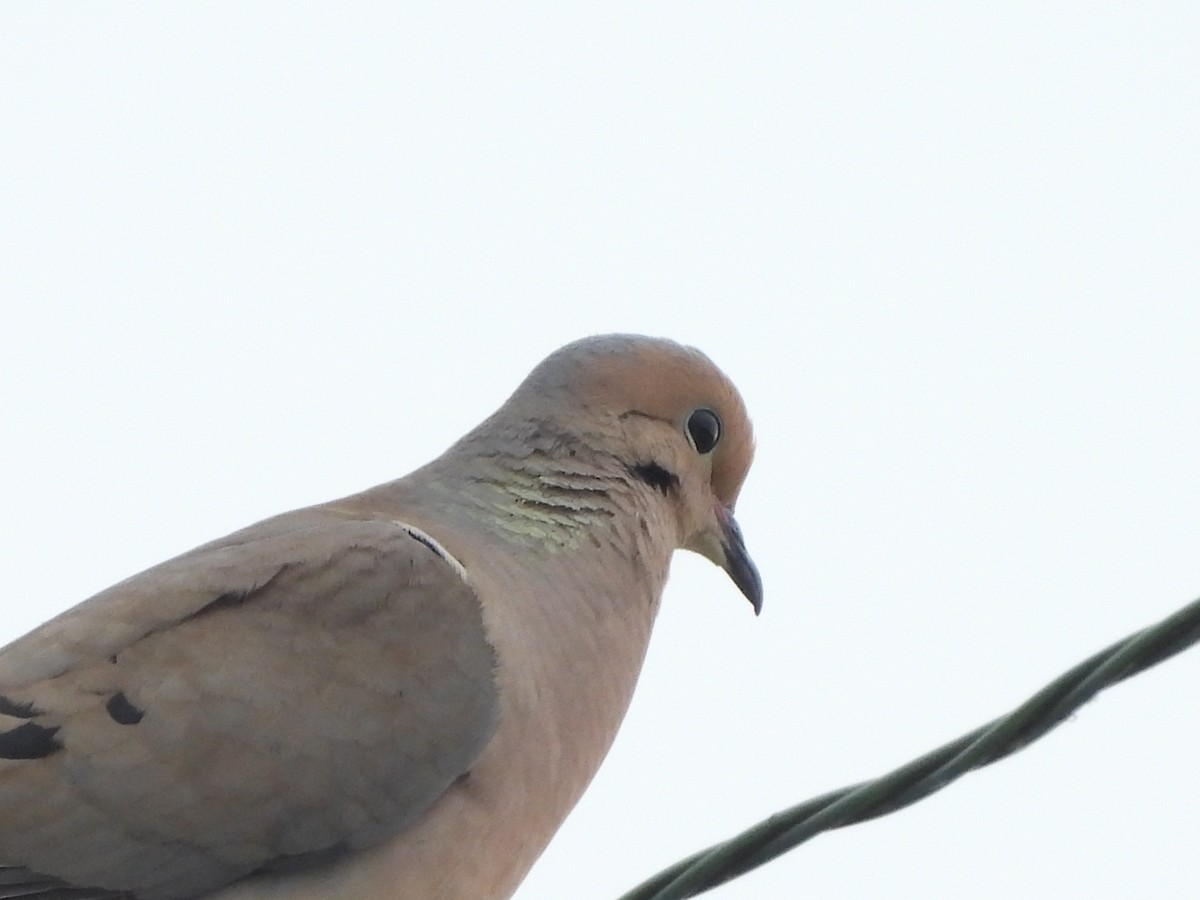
619;594;1200;900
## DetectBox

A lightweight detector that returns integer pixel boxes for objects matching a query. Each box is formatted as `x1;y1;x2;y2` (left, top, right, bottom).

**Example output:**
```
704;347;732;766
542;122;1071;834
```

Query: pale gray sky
2;4;1199;898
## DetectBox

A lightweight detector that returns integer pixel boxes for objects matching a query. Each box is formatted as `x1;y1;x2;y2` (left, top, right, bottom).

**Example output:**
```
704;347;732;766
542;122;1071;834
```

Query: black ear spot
628;462;679;496
686;408;721;454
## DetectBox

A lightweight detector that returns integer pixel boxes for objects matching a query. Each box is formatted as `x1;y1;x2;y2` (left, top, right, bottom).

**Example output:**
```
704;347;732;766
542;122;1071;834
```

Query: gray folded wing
0;510;499;900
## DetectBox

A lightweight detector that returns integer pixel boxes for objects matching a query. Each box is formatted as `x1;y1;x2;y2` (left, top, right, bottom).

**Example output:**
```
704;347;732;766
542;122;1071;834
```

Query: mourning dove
0;334;760;900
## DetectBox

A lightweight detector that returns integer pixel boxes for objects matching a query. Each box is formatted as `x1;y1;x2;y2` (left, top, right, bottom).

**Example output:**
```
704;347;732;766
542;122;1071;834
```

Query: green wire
619;595;1200;900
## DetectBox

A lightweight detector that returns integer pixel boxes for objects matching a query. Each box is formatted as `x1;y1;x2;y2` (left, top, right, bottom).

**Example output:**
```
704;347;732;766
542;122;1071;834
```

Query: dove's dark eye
685;408;721;454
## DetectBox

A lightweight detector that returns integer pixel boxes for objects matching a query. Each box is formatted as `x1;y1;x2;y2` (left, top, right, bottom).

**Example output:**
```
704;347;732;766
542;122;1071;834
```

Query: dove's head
511;334;762;614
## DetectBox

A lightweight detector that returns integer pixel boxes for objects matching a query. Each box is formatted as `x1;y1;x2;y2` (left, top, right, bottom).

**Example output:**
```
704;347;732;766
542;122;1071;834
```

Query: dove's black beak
717;506;763;615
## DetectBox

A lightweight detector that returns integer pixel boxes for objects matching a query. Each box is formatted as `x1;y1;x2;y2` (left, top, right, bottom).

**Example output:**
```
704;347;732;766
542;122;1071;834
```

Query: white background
3;5;1199;898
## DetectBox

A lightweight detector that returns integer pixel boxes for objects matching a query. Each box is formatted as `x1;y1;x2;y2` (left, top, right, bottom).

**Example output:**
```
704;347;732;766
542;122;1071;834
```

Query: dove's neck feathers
319;415;681;898
378;411;680;558
423;452;624;551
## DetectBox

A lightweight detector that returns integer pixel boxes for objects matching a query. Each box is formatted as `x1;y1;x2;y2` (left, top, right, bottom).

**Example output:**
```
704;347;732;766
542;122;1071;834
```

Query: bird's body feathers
1;335;759;899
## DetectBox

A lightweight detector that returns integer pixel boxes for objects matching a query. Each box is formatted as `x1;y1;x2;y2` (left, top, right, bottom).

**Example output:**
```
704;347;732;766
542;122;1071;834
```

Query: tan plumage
0;334;760;900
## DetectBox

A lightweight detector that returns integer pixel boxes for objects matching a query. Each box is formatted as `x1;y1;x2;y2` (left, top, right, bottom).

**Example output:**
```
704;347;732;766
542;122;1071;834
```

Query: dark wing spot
0;721;62;759
105;692;145;725
0;695;39;718
627;462;679;496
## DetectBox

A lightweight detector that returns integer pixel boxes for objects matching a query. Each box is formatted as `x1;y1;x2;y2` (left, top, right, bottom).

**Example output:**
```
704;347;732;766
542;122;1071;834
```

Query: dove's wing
0;509;498;900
